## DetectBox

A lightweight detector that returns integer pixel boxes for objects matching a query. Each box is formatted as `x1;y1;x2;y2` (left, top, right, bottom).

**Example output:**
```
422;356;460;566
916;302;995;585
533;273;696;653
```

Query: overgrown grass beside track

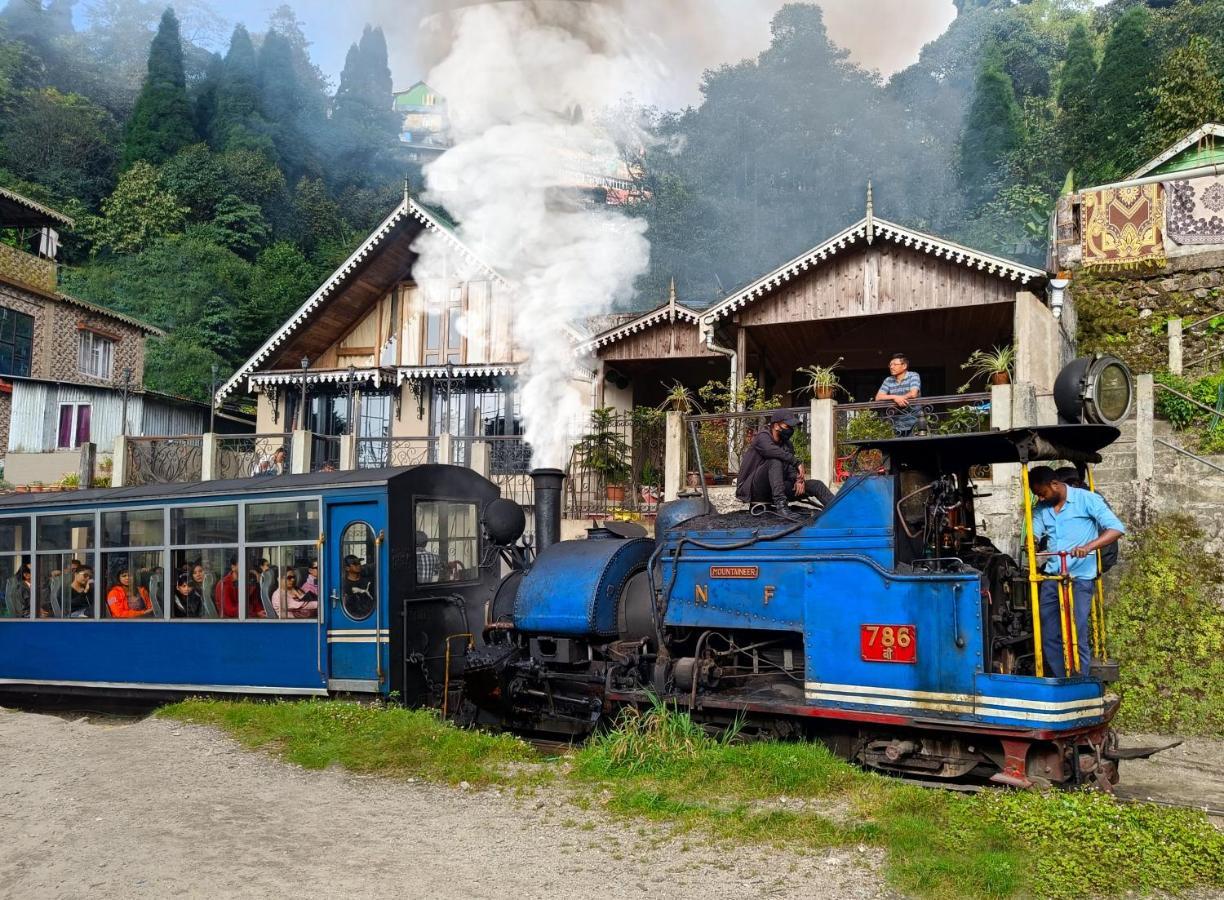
162;697;1224;900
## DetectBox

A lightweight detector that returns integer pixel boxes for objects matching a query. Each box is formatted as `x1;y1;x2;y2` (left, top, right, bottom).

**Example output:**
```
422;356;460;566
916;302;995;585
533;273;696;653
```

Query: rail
215;434;293;479
566;409;665;518
685;406;811;482
836;393;991;480
455;435;535;505
356;436;437;469
124;436;203;486
1155;438;1224;474
1154;382;1223;420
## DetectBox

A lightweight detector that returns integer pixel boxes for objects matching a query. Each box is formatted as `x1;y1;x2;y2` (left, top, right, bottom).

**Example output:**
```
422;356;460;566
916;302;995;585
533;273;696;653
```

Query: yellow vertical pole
1085;466;1107;660
1062;566;1078;675
1020;465;1044;677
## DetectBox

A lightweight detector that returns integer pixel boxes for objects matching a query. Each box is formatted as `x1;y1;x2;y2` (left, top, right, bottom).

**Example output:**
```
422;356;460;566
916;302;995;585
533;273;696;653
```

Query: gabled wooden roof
217;196;508;402
576;280;701;355
701;216;1045;325
1126;123;1224;181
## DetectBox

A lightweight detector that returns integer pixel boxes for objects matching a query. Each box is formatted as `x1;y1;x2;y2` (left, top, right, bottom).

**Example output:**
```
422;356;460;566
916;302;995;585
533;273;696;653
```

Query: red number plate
860;624;917;663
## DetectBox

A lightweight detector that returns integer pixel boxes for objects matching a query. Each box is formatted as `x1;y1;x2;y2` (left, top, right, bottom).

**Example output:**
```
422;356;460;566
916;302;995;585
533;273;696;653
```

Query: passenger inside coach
172;573;202;618
67;566;93;618
106;568;154;618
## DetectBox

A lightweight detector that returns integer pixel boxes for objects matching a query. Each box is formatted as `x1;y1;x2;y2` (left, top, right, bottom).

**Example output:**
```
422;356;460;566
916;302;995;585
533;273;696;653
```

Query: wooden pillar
77;442;96;489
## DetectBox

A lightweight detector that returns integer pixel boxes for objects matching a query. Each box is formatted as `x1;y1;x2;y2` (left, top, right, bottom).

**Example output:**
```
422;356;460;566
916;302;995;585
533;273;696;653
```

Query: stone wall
0;242;55;293
46;301;146;390
1068;251;1224;374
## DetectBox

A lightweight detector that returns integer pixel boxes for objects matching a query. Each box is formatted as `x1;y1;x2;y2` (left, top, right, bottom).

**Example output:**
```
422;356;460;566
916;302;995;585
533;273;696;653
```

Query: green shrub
1107;515;1224;735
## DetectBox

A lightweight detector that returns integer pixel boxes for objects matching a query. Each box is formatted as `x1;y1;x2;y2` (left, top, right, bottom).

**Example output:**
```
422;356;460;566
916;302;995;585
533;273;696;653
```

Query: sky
202;0;962;107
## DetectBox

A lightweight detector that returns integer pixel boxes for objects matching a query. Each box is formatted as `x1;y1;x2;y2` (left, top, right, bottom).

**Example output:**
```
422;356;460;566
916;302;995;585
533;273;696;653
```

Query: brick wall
0;281;50;377
45;301;146;390
0;242;55;293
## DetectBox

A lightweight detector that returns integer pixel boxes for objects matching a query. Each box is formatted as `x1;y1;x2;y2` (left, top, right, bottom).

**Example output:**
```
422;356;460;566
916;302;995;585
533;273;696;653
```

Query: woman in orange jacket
106;568;154;618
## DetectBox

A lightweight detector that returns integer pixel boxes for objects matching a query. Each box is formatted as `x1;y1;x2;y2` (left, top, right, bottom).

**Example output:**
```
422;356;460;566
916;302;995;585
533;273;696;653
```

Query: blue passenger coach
0;466;499;702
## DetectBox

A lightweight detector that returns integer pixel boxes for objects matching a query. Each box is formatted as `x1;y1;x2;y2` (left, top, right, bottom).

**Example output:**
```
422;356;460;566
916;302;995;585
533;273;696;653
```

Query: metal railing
124;436;203;486
310;434;342;472
455;435;535;505
356;436;437;469
215;434;293;479
566;410;665;518
1155;438;1224;474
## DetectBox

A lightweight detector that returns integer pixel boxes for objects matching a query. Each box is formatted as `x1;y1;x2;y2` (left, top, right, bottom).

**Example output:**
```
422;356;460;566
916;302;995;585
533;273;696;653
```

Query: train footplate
1106;739;1182;761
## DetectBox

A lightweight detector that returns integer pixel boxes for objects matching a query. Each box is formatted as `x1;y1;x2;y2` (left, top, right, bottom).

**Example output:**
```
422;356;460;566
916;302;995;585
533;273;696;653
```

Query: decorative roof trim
249;368;392;391
575;302;701;355
0;186;75;227
397;364;519;383
702;217;1044;324
1126;123;1224;181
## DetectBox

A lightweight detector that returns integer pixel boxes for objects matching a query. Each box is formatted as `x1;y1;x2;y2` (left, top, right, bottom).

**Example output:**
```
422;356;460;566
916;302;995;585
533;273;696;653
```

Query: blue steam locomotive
466;422;1145;790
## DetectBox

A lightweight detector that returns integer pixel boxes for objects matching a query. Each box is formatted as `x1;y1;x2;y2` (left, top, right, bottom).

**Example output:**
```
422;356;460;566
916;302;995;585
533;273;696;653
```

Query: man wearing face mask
735;412;834;521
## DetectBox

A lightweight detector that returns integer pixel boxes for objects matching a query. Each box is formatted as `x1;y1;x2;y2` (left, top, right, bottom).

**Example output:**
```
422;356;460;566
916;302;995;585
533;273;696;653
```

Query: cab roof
847;425;1120;469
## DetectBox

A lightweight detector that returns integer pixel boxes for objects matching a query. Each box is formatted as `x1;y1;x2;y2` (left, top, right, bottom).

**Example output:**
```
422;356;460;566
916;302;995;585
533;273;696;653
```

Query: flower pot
989;372;1011;385
14;485;28;493
605;484;626;503
640;486;660;505
29;485;43;493
686;471;700;489
45;485;61;492
814;385;836;400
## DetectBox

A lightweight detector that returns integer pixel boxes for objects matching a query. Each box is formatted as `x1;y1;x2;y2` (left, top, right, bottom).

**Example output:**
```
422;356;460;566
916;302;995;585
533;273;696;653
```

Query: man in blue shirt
875;353;922;435
1029;465;1126;677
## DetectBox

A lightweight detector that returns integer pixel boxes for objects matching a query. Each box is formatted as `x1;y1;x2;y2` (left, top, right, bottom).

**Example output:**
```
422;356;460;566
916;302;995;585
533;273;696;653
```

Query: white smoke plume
412;0;663;469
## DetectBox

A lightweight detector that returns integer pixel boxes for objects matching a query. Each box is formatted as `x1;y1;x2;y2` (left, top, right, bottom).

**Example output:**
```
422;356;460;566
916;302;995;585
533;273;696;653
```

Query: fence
309;434;342;472
215;434;293;480
835;393;991;480
124;436;203;486
356;436;438;469
566;410;665;518
455;435;535;505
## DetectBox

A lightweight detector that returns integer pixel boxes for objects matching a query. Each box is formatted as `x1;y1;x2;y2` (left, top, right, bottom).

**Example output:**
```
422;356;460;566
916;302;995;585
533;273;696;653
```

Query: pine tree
1056;21;1096;185
959;43;1021;209
1082;5;1157;183
121;8;197;168
257;29;311;179
209;24;264;153
332;25;397;137
1144;36;1224;159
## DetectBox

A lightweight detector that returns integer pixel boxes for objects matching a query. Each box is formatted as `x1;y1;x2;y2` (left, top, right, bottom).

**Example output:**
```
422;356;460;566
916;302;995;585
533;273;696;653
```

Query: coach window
170;505;238;619
0;516;30;618
36;512;96;618
244;500;320;619
414;500;479;584
339;521;377;620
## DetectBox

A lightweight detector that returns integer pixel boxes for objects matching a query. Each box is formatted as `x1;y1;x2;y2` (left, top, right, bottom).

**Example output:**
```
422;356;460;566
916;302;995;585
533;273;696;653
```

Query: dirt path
1115;732;1224;815
0;708;892;900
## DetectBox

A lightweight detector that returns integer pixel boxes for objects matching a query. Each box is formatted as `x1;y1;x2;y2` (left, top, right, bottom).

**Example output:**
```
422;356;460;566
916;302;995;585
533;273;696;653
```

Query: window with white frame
78;330;114;379
57;404;91;449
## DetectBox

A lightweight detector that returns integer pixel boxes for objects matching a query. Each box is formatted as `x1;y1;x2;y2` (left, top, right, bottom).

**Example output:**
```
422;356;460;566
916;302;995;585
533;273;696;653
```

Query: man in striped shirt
875;353;922;435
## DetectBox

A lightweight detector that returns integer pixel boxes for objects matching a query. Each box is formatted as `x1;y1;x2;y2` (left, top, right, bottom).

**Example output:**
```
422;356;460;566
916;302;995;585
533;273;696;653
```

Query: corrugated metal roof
0;186;75;228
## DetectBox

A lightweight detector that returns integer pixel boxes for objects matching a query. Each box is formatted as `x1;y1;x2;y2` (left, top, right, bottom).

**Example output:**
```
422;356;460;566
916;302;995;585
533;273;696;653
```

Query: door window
339;521;377;620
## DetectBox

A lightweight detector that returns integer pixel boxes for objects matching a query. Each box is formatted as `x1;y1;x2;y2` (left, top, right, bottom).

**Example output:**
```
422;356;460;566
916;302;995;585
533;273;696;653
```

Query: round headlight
1053;355;1134;426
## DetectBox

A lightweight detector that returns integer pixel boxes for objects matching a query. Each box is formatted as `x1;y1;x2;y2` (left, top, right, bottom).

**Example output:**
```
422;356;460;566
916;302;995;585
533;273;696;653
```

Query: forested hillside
1;0;1223;401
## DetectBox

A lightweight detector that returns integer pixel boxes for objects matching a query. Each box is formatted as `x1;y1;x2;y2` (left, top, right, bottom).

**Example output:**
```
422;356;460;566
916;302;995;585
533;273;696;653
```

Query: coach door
325;500;387;692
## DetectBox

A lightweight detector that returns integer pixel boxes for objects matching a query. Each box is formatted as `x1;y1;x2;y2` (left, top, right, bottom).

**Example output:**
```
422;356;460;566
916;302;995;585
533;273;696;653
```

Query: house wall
46;304;146;390
597;321;716;362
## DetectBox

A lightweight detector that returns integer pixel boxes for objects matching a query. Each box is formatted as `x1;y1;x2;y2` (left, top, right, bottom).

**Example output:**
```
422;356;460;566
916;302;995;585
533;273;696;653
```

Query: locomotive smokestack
530;468;564;553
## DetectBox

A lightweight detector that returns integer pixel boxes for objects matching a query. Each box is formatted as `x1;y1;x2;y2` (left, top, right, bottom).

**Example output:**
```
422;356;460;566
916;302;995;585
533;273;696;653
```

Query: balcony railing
125;436;203;486
836;393;991;480
685;406;812;482
0;241;55;292
215;434;293;479
356;436;438;469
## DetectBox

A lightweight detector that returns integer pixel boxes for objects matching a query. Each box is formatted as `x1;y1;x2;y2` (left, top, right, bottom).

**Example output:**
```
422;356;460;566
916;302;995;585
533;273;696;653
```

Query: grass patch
161;696;1224;899
159;697;536;785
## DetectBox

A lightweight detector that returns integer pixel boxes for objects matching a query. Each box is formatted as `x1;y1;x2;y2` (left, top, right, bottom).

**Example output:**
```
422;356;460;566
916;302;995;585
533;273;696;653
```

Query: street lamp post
120;367;133;437
346;364;357;435
299;356;310;432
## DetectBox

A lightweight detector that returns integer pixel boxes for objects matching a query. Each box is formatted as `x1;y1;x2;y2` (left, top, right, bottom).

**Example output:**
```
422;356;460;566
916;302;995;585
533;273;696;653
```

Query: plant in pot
577;407;632;503
638;460;661;505
959;345;1015;391
60;472;81;491
795;357;846;401
29;481;44;493
657;381;703;414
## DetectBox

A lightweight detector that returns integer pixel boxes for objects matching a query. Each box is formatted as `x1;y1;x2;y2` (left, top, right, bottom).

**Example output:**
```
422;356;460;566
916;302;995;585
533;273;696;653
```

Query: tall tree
257;28;310;179
327;24;400;190
1056;21;1096;184
209;24;265;153
1143;36;1224;159
1081;5;1157;183
958;43;1021;209
121;7;197;168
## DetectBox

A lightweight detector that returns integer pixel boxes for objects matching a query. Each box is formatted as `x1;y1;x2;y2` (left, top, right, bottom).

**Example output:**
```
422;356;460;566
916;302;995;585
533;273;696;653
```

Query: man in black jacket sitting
735;412;834;520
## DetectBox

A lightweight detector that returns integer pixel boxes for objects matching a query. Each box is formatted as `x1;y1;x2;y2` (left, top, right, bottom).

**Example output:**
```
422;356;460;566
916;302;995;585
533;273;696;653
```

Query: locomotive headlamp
1053;355;1134;426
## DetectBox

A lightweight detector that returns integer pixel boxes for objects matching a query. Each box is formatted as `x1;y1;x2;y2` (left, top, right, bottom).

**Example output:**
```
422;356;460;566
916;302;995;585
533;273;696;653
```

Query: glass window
78;330;115;379
36;554;95;618
0;516;31;553
169;549;235;620
0;306;33;378
339;522;377;620
415;500;479;584
0;556;30;618
100;551;162;619
244;500;319;544
37;512;95;551
171;505;238;546
103;508;164;548
245;545;318;619
57;404;92;449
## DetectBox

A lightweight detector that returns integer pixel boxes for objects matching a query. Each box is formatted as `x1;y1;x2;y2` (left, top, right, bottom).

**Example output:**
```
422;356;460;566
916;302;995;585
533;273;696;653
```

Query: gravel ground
1115;732;1224;817
0;708;894;900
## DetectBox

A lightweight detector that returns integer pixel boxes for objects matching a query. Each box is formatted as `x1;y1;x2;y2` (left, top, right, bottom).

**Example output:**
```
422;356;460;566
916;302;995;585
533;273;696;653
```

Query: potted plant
29;481;44;493
959;345;1016;390
795;358;845;400
576;407;631;503
60;472;81;491
638;461;661;505
658;381;702;414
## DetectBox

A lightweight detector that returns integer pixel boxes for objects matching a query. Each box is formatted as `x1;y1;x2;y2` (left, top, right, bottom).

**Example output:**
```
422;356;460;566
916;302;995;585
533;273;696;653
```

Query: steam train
0;357;1160;789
